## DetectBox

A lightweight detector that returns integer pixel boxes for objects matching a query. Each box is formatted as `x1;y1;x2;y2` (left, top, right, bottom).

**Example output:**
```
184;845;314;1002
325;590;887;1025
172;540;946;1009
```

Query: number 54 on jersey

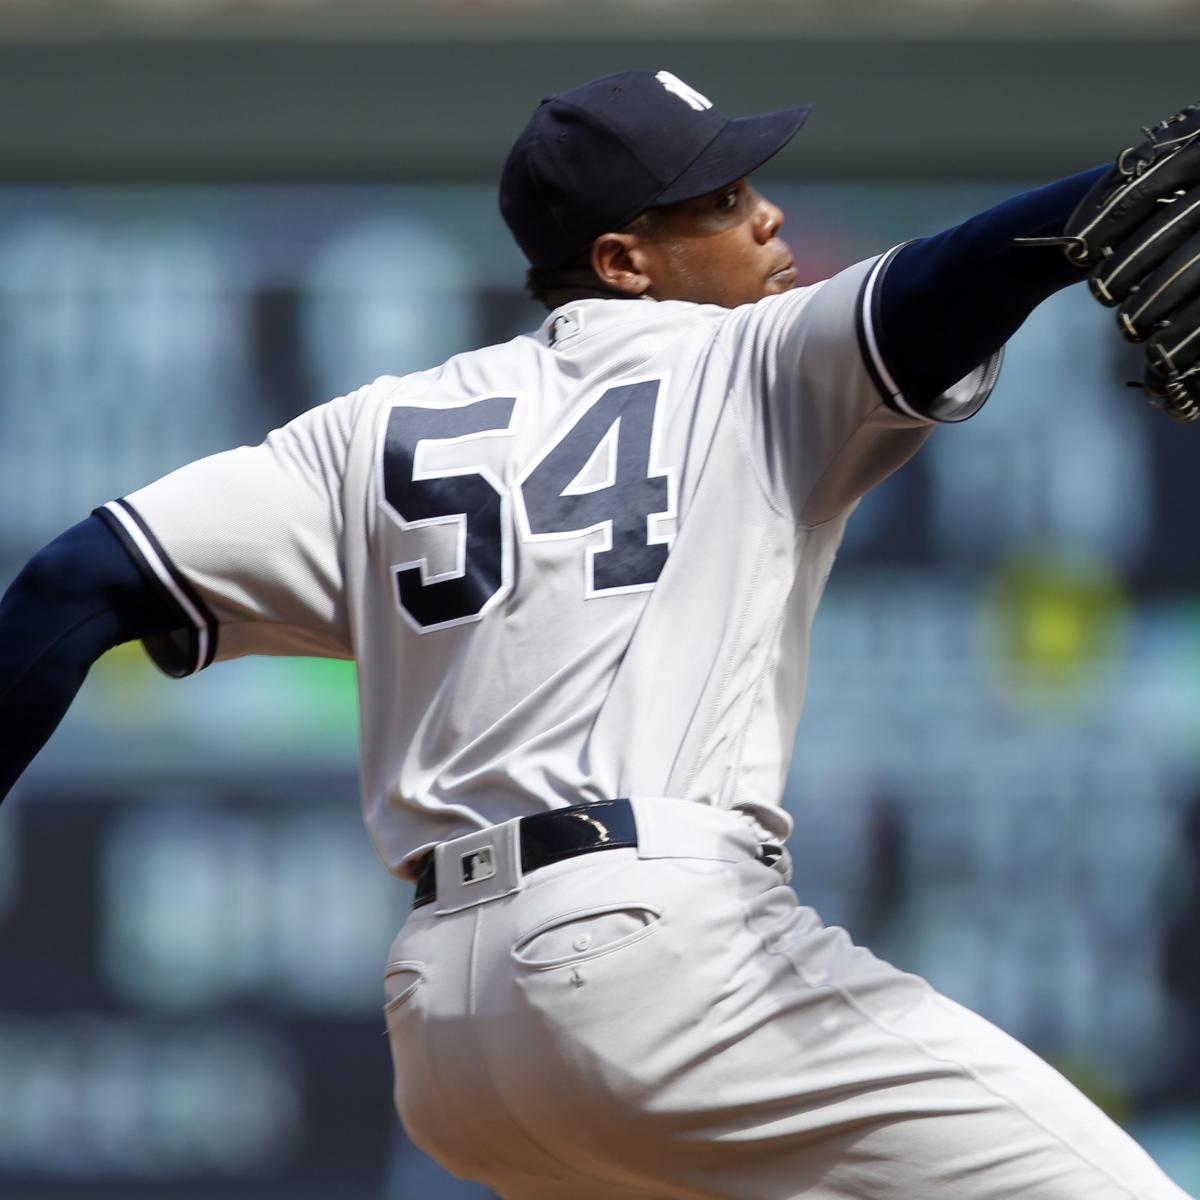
380;378;677;633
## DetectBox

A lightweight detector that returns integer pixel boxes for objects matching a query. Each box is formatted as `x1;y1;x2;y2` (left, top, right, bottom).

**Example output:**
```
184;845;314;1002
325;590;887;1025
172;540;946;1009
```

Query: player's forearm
0;516;174;801
877;165;1109;407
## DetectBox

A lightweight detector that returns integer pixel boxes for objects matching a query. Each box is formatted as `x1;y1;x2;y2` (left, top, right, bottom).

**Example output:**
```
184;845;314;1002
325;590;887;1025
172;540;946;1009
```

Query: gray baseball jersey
97;255;998;879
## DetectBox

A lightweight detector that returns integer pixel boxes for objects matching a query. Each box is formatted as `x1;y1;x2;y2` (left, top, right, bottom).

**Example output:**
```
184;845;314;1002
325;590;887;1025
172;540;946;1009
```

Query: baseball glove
1058;106;1200;423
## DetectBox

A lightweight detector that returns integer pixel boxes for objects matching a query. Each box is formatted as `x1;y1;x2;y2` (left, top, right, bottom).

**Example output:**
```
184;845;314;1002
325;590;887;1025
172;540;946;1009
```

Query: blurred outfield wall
0;4;1197;181
3;9;1200;1200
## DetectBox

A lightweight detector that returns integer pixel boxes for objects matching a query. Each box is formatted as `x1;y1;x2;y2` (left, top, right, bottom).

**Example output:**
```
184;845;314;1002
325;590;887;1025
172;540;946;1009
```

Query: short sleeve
719;254;1002;527
94;388;367;677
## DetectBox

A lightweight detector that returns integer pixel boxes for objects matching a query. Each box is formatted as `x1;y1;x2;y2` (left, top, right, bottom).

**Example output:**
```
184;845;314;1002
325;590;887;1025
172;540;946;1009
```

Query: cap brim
653;105;812;207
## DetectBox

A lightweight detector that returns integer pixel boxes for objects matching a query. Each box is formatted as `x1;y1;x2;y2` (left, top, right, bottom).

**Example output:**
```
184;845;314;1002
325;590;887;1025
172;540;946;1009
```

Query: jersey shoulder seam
709;325;798;524
793;398;900;530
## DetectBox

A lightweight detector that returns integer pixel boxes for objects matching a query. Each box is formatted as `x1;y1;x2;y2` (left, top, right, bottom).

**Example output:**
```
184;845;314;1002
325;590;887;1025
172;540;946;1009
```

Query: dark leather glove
1059;107;1200;423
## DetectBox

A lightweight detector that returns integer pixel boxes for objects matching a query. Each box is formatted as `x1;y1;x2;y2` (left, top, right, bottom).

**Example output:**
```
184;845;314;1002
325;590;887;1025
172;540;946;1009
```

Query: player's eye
716;186;740;211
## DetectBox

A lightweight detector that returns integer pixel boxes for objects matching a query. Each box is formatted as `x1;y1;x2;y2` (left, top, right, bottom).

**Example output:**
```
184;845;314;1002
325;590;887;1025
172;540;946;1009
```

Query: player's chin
763;265;797;295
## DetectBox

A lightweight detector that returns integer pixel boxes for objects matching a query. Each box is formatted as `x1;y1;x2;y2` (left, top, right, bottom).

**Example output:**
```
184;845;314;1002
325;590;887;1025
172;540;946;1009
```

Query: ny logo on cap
655;70;713;112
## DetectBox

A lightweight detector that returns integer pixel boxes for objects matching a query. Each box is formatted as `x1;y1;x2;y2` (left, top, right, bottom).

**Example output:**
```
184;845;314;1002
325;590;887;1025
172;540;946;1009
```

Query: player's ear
591;232;653;297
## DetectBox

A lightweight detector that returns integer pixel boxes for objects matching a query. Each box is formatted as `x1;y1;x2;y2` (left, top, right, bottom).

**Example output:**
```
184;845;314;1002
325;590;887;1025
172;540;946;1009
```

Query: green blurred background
2;2;1200;1197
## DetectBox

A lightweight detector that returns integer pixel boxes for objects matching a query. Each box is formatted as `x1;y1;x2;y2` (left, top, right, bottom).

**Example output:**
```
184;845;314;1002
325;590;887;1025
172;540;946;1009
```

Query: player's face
639;179;795;308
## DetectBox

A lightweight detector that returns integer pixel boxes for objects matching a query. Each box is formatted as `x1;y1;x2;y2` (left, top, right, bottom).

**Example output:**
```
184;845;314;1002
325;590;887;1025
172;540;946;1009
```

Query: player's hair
526;210;661;310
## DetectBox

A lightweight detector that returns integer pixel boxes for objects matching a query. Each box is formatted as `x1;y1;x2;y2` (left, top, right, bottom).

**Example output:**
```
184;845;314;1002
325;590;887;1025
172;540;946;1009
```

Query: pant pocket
383;959;434;1156
383;959;426;1014
511;902;663;969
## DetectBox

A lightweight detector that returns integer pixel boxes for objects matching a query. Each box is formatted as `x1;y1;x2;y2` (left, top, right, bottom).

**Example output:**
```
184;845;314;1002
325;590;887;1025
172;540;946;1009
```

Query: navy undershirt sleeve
0;514;178;802
876;165;1108;408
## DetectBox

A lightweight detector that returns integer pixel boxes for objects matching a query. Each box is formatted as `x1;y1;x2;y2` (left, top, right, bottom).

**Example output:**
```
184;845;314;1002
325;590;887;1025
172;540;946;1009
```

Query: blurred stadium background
2;1;1200;1197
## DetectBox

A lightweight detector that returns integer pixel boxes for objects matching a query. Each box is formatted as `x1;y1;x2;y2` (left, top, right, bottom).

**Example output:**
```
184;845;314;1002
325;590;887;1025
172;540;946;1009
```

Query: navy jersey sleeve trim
0;514;188;802
93;499;218;677
856;245;909;410
855;244;1001;425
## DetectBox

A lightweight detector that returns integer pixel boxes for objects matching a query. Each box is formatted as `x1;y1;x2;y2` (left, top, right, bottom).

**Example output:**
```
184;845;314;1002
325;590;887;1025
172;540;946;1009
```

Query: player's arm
0;515;179;802
0;385;368;805
724;167;1110;525
870;165;1107;416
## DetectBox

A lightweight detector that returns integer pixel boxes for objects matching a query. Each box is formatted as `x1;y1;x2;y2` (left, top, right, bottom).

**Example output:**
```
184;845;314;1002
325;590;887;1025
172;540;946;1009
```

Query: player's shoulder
522;297;734;370
351;335;541;410
566;282;839;347
360;304;715;407
722;277;830;329
713;257;884;362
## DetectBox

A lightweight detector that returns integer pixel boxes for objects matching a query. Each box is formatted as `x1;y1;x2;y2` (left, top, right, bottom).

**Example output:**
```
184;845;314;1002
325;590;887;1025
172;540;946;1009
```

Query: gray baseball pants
383;799;1193;1200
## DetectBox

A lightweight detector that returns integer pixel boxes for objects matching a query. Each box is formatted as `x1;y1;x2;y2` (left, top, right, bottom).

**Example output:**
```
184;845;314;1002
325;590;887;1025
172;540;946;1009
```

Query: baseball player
2;69;1198;1199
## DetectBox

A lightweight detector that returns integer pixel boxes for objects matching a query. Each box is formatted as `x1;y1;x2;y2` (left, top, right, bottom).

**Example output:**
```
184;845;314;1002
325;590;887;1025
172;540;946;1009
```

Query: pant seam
464;904;580;1184
468;899;672;1196
741;896;1150;1200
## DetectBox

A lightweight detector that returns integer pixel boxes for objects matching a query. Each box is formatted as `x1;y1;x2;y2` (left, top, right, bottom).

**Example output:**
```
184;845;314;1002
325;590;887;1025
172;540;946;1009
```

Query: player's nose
753;191;785;243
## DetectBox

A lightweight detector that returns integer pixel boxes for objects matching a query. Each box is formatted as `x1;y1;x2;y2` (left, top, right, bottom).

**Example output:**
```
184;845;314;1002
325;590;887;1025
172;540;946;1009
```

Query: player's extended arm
0;515;177;802
876;165;1108;410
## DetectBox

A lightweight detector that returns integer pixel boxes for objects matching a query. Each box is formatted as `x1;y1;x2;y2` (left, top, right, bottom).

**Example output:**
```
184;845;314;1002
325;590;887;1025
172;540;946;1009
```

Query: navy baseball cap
500;69;812;269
